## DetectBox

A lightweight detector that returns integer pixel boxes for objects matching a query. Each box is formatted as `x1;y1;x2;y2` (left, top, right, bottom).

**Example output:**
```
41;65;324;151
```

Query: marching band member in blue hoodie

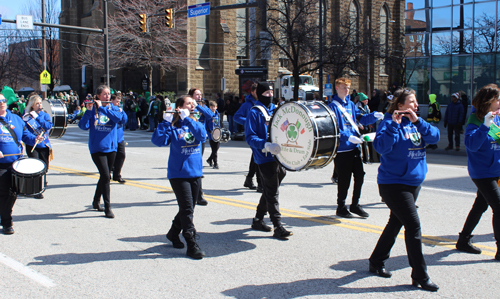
188;88;213;206
328;78;383;218
23;95;53;199
369;88;440;292
79;85;122;219
152;95;207;259
455;84;500;261
0;94;42;234
235;83;261;191
111;94;128;184
206;100;221;169
245;82;292;240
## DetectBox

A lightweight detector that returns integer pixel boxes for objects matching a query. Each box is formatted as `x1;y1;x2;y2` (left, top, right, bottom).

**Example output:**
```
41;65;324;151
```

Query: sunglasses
0;98;6;103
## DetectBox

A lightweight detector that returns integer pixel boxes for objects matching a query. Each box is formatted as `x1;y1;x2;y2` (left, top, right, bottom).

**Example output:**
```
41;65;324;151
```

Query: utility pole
42;0;47;98
319;0;323;99
103;0;110;87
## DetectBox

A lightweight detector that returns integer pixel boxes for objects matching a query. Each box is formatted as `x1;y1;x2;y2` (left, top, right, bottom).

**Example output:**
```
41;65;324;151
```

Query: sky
0;0;61;20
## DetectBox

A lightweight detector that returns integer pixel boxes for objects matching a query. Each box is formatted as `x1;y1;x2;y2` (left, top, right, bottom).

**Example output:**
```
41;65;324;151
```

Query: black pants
91;152;116;208
170;177;201;233
247;154;261;185
334;148;365;208
370;184;428;280
0;163;17;228
256;160;286;227
201;142;206;156
460;177;500;246
208;140;220;165
113;140;126;180
447;124;461;148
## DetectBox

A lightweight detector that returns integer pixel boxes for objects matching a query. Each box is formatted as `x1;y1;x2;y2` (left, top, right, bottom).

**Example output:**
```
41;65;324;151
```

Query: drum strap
331;100;361;136
0;118;21;149
251;106;271;122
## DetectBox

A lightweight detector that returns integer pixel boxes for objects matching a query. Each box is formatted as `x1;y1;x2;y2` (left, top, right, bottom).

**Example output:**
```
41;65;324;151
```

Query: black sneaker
213;164;219;169
251;218;272;232
197;197;208;206
256;186;263;193
336;207;354;218
350;205;369;218
2;226;14;235
273;226;293;239
331;177;338;184
206;159;213;167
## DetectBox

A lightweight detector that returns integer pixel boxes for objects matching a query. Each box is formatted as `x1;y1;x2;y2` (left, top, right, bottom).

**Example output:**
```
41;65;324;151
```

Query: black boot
166;221;184;249
244;176;256;189
92;199;104;211
456;233;481;254
183;231;205;259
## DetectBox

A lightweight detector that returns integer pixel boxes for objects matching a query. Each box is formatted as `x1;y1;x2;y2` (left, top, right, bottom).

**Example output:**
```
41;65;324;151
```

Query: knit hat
452;92;460;99
256;82;272;97
358;93;368;102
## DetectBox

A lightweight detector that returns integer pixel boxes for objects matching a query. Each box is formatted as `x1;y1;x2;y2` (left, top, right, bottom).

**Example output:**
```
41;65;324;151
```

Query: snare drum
11;157;47;196
42;99;68;138
269;101;339;171
211;128;222;142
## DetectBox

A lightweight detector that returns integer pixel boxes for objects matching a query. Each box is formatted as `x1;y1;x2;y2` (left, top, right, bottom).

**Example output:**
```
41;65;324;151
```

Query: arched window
348;1;359;44
379;6;389;74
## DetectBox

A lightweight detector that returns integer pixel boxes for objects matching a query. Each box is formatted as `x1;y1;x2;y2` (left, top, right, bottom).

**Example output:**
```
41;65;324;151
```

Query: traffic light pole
103;0;110;87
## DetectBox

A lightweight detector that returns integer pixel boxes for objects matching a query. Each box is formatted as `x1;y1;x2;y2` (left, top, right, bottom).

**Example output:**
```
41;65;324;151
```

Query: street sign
0;14;2;26
324;83;333;96
40;70;51;85
16;15;33;30
188;2;210;18
221;77;226;91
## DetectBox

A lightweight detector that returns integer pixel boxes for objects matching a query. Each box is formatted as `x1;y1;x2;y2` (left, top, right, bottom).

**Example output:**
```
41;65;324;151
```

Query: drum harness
330;100;371;163
251;105;272;142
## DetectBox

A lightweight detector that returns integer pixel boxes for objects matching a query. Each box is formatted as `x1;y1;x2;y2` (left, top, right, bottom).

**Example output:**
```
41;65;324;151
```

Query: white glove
163;112;173;123
30;111;39;119
262;142;281;155
179;109;190;120
374;112;384;119
348;135;363;144
484;111;494;128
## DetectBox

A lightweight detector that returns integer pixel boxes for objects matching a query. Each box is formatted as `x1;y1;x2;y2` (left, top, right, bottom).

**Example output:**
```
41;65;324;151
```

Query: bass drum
269;101;339;171
42;98;68;138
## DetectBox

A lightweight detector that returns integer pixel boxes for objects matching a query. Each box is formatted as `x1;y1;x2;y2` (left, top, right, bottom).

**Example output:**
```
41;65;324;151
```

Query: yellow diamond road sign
40;70;51;85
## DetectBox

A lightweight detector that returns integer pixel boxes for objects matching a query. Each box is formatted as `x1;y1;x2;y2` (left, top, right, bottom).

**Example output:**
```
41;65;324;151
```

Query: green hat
358;92;368;102
1;86;17;106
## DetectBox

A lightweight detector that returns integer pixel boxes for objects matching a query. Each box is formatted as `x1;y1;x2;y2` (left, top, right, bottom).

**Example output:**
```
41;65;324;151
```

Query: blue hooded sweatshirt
78;104;122;154
245;101;276;164
234;94;257;126
375;113;440;186
24;111;53;148
206;110;221;141
151;117;207;179
116;108;128;143
0;110;38;163
328;95;379;153
195;104;214;136
465;115;500;179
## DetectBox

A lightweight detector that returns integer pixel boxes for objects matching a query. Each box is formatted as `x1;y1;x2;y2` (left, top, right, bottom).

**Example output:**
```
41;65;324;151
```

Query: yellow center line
50;165;497;256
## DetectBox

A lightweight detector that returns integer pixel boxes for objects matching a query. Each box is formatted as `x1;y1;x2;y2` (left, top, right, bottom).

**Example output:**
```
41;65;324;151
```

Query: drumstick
31;132;44;153
2;153;23;157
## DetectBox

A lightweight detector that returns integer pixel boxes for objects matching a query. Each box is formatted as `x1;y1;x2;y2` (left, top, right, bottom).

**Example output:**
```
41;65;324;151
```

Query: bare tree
77;0;187;95
257;0;323;100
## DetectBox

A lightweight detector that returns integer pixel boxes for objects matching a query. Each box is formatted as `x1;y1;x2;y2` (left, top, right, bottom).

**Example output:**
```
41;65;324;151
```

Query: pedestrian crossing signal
165;9;174;28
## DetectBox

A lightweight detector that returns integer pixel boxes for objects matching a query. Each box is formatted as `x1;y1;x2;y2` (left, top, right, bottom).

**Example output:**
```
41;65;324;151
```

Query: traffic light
139;14;147;32
165;8;174;28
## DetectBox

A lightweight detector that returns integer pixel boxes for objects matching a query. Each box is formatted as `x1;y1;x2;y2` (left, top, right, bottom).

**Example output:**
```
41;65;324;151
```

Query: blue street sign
324;83;333;96
188;2;210;18
0;14;2;25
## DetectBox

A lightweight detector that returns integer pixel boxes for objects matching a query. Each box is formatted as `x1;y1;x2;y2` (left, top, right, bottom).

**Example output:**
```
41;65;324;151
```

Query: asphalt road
1;124;498;298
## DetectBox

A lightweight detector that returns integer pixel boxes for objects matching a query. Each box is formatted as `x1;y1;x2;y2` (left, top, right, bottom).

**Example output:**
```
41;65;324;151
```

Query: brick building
59;0;404;102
